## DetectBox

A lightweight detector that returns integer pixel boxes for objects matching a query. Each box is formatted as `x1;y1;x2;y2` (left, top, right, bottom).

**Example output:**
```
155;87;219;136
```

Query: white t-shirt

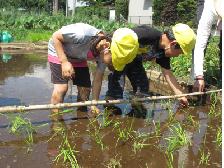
48;23;106;72
193;0;223;77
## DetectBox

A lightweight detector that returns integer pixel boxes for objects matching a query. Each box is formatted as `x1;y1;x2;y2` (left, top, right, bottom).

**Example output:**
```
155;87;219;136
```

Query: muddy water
0;52;222;168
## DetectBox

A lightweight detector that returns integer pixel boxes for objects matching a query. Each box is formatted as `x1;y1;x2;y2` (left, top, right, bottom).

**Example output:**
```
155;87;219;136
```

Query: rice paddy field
0;52;222;168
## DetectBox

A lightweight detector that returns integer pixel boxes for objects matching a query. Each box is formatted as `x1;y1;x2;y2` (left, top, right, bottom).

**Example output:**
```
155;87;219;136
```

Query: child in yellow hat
90;23;196;114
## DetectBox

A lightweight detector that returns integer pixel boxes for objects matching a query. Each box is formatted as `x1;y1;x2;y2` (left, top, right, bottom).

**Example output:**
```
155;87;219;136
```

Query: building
68;0;87;11
128;0;153;25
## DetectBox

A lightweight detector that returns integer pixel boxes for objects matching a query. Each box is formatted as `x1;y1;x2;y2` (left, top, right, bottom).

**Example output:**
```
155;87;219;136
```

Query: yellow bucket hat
172;23;196;55
111;28;139;71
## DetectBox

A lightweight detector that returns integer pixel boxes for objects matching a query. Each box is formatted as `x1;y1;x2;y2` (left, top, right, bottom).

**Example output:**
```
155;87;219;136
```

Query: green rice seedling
8;115;48;152
132;139;150;154
106;154;122;168
50;108;75;117
186;115;199;129
112;120;122;131
54;131;79;168
132;132;150;154
199;150;210;166
161;99;176;124
87;119;107;150
153;120;161;137
215;127;222;148
165;123;191;168
208;92;220;118
9;116;35;145
116;119;134;146
98;108;113;128
48;122;66;142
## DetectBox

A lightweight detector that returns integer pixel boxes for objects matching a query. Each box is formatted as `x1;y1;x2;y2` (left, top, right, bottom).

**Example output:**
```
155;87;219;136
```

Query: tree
153;0;166;25
115;0;129;22
53;0;58;14
153;0;197;27
160;0;178;26
176;0;196;27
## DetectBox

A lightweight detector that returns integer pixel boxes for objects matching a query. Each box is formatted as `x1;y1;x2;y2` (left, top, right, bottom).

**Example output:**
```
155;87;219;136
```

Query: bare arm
92;68;104;100
162;68;183;95
90;67;104;114
162;68;188;107
52;31;67;63
52;31;74;78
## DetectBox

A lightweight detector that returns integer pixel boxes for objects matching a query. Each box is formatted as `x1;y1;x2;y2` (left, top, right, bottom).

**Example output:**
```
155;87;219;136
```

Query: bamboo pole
0;89;221;113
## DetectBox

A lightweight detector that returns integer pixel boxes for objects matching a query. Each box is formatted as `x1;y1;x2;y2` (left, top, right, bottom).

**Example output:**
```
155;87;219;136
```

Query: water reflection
0;53;51;105
0;52;221;168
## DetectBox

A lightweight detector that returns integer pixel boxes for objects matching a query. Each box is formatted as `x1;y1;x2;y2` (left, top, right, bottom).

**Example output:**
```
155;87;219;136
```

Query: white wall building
128;0;153;25
68;0;87;10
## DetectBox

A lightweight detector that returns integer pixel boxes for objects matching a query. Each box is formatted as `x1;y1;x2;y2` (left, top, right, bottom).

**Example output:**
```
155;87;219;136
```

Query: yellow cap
111;28;139;71
172;23;196;55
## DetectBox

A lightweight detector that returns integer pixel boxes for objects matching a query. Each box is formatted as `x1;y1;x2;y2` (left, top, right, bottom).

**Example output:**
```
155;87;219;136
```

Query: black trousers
106;56;149;99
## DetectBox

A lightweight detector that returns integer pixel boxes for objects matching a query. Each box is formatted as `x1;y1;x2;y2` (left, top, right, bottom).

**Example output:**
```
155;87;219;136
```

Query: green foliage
0;9;134;42
171;54;192;81
76;6;109;20
115;0;129;21
170;36;220;87
176;0;197;27
153;0;197;27
152;0;166;25
160;0;178;26
0;0;65;13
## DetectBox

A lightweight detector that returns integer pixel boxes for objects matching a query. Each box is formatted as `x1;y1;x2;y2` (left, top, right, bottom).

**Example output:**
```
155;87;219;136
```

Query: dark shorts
49;62;91;88
106;56;149;99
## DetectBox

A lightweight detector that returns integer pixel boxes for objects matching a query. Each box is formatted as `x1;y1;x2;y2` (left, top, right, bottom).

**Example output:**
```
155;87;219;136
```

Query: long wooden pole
0;89;221;113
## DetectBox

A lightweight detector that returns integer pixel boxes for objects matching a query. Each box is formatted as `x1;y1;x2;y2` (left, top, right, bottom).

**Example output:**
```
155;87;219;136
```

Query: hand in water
178;96;189;108
89;105;100;117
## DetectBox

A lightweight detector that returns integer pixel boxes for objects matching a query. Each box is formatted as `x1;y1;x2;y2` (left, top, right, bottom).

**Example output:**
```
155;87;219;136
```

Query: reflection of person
48;23;105;113
193;0;223;92
90;23;196;113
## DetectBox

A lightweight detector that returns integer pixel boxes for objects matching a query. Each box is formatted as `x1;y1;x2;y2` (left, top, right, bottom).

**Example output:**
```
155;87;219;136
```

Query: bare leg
77;86;90;112
50;83;68;120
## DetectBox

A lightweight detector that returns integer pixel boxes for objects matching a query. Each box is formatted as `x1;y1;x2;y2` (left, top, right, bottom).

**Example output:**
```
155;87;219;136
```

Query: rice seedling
53;131;79;168
161;99;176;124
98;108;113;128
106;154;122;168
7;114;48;152
132;138;150;154
9;115;35;146
165;123;191;168
116;119;134;146
199;149;210;166
185;115;199;129
153;120;161;137
48;122;67;142
208;92;220;118
112;120;122;131
87;119;107;150
215;127;222;148
132;130;156;154
50;108;75;117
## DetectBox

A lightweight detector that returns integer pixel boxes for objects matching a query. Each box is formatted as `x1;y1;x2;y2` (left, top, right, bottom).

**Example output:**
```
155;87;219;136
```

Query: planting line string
0;89;221;113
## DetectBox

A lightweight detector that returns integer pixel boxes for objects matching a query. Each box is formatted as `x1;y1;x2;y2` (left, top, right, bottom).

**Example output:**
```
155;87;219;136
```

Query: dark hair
90;34;112;57
164;29;181;49
164;29;176;40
